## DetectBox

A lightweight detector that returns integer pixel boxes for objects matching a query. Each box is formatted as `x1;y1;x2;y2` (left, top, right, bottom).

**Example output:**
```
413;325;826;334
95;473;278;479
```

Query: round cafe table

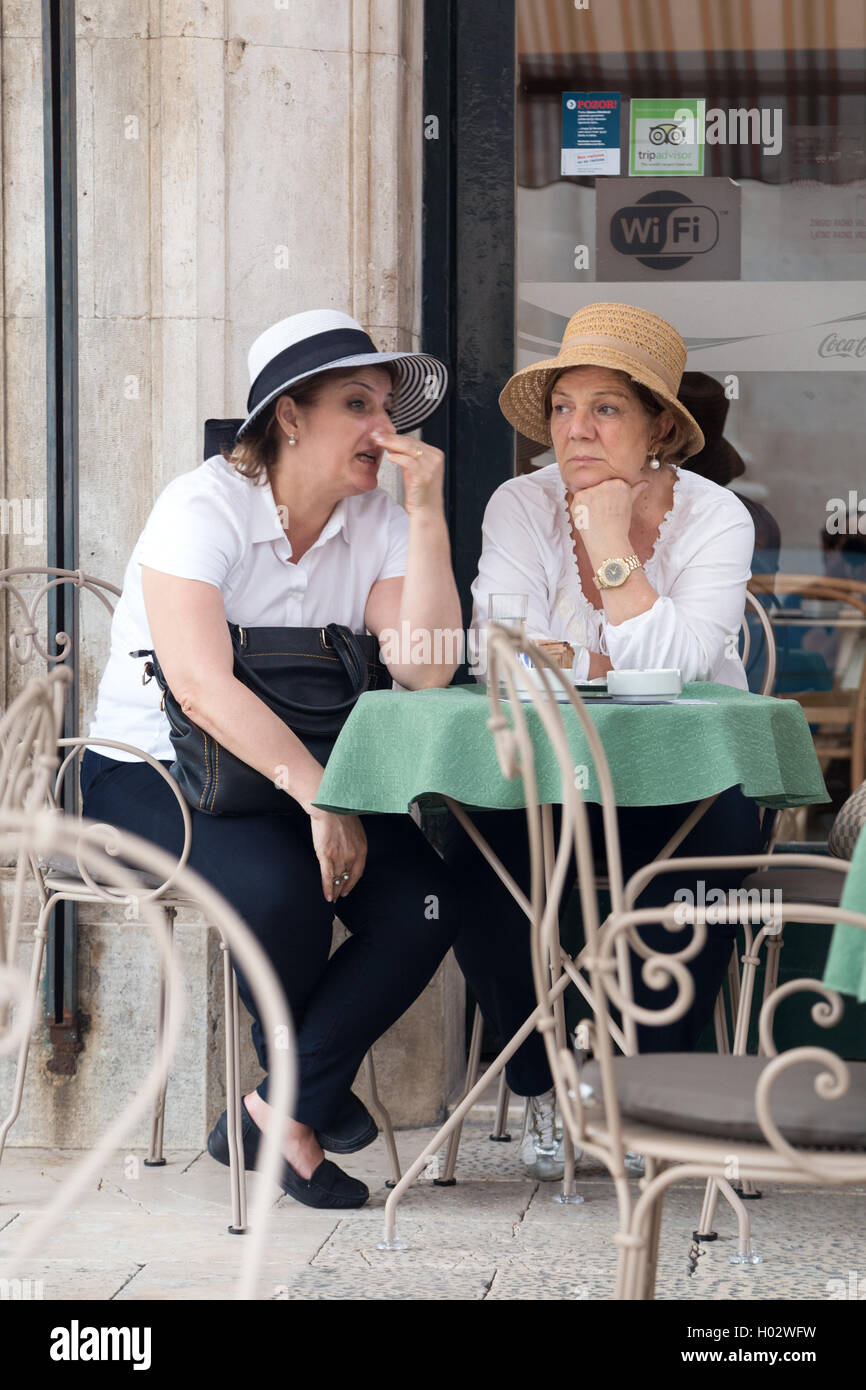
315;681;829;816
825;824;866;1001
315;680;829;1246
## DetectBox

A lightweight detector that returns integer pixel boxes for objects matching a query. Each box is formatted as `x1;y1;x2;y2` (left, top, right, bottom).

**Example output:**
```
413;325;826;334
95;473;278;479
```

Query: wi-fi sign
609;189;719;270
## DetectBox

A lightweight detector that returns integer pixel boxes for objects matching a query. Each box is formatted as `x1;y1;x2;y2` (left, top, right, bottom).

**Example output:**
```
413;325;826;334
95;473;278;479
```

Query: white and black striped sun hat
237;309;449;438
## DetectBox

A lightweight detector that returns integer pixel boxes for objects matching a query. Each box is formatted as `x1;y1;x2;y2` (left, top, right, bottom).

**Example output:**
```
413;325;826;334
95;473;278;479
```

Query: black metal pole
422;0;516;630
42;0;82;1069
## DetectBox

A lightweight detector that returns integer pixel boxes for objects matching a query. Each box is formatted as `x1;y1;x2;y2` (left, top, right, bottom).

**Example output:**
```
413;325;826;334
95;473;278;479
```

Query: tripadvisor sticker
629;98;705;176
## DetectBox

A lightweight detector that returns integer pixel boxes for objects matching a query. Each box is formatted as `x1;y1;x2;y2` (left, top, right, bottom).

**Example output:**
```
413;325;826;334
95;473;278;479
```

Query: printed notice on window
629;98;706;176
561;93;621;177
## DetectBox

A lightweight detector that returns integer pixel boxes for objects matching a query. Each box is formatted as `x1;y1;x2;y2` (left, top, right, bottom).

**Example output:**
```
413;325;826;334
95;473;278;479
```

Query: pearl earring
649;452;660;470
288;434;297;446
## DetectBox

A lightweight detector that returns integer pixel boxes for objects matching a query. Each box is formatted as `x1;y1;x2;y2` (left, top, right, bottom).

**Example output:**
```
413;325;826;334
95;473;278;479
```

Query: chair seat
740;865;844;907
40;852;166;892
581;1054;866;1149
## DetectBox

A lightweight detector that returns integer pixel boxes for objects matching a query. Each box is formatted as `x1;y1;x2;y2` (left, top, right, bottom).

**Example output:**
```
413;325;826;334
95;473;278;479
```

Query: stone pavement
1;1113;863;1301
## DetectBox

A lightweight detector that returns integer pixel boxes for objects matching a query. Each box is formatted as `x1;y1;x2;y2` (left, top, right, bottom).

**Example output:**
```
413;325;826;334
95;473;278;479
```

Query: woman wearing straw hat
81;310;463;1210
447;304;769;1170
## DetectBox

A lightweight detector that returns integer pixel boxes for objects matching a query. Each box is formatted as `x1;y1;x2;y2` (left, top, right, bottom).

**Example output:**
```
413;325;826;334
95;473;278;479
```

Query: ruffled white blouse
470;463;754;689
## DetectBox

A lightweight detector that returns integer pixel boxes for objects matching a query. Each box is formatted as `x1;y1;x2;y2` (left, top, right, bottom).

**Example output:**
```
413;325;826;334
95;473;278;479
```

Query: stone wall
0;0;465;1144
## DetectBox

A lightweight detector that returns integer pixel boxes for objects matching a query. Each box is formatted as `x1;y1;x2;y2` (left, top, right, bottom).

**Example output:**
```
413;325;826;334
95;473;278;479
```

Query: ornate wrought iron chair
485;624;865;1299
0;566;400;1200
0;805;294;1299
0;666;73;1049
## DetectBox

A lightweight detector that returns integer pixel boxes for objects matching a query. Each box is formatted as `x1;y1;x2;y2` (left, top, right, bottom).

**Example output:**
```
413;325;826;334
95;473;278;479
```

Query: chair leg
621;1215;652;1301
437;1002;485;1184
223;951;247;1235
364;1050;402;1187
642;1159;666;1300
697;943;745;1234
489;1071;511;1141
717;1176;761;1263
0;900;51;1163
694;1177;721;1242
552;978;581;1203
145;908;175;1167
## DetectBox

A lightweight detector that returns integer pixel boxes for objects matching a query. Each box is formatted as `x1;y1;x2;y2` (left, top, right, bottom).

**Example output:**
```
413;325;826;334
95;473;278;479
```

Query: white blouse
470;463;754;689
87;455;409;761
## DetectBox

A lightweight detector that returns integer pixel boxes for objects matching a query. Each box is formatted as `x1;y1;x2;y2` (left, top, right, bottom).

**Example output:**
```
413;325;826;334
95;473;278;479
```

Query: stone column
0;0;465;1145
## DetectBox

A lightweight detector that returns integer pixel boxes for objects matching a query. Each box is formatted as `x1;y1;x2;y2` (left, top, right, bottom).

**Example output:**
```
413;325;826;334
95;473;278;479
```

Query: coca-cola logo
818;331;866;359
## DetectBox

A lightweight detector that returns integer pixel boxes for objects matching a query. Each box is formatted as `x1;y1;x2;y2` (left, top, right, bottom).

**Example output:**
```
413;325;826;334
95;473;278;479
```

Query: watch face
602;560;626;586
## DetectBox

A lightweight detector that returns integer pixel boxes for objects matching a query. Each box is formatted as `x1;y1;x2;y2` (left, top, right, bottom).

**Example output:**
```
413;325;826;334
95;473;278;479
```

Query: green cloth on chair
824;826;866;1002
315;681;829;816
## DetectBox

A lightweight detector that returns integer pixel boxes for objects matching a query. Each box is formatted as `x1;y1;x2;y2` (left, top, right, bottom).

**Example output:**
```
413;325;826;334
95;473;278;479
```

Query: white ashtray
606;668;682;703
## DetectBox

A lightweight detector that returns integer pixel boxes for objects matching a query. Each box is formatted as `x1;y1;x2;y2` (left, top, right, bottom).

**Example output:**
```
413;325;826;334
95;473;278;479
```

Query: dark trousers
80;749;458;1130
443;785;768;1090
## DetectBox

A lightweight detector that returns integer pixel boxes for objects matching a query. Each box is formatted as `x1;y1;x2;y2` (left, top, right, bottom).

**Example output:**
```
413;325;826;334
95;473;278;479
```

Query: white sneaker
520;1089;580;1181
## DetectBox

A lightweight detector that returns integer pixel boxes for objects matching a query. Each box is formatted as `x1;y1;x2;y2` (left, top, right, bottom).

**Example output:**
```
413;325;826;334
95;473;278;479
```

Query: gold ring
414;446;423;458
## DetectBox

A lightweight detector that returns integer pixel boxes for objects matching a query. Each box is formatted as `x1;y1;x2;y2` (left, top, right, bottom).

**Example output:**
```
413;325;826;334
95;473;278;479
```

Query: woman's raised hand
371;430;445;517
308;807;368;903
570;476;649;544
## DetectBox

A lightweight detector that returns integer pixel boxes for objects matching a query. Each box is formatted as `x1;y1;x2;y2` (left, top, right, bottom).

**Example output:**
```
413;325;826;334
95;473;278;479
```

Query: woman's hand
570;477;648;553
308;807;368;903
371;430;445;517
533;639;575;670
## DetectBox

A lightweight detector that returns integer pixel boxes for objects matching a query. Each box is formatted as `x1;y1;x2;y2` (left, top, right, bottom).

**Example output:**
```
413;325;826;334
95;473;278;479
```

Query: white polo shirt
87;455;409;761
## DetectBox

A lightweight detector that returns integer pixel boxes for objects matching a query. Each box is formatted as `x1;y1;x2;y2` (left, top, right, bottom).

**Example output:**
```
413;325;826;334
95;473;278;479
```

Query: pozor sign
595;178;741;282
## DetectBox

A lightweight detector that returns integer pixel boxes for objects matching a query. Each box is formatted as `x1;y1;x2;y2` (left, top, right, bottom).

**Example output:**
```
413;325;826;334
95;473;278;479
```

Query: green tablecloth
315;681;829;816
824;825;866;1002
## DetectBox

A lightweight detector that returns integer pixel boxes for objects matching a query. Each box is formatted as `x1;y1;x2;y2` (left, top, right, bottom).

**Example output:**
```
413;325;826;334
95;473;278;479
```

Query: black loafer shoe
207;1106;369;1210
315;1092;378;1154
281;1157;368;1210
208;1090;377;1161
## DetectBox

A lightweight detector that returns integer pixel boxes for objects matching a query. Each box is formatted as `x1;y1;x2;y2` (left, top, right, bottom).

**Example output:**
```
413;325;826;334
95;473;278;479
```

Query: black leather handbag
132;623;390;816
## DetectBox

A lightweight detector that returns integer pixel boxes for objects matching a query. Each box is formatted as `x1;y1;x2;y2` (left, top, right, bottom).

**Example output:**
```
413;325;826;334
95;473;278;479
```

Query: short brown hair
543;367;690;466
224;363;400;483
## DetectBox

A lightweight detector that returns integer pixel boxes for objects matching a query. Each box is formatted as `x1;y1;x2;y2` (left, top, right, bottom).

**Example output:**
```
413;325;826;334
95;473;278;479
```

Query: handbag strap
226;622;373;719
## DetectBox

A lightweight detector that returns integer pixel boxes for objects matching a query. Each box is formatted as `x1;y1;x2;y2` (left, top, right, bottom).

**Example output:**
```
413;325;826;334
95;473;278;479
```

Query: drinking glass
486;593;529;691
487;593;528;631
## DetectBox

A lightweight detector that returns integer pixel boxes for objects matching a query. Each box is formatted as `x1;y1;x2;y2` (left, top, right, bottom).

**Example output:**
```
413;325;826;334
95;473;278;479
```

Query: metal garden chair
485;624;865;1298
0;803;294;1298
0;566;401;1215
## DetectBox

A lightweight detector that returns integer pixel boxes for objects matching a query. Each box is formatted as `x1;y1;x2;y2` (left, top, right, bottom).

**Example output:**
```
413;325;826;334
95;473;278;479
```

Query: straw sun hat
499;302;704;461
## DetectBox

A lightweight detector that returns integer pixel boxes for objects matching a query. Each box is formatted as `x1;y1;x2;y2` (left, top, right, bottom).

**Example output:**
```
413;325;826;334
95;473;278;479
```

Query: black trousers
80;749;458;1130
443;785;769;1087
81;749;767;1113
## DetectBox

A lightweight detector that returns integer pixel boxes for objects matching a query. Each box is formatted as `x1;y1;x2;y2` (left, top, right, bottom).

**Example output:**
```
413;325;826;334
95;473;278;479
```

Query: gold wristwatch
593;554;642;590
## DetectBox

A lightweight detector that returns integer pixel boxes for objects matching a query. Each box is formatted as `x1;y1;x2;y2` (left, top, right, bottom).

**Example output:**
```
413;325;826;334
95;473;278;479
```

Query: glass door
516;0;866;575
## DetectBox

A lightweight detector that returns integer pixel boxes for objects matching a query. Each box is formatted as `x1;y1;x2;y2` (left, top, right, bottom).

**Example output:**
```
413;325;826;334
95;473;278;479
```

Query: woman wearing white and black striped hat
82;310;460;1209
